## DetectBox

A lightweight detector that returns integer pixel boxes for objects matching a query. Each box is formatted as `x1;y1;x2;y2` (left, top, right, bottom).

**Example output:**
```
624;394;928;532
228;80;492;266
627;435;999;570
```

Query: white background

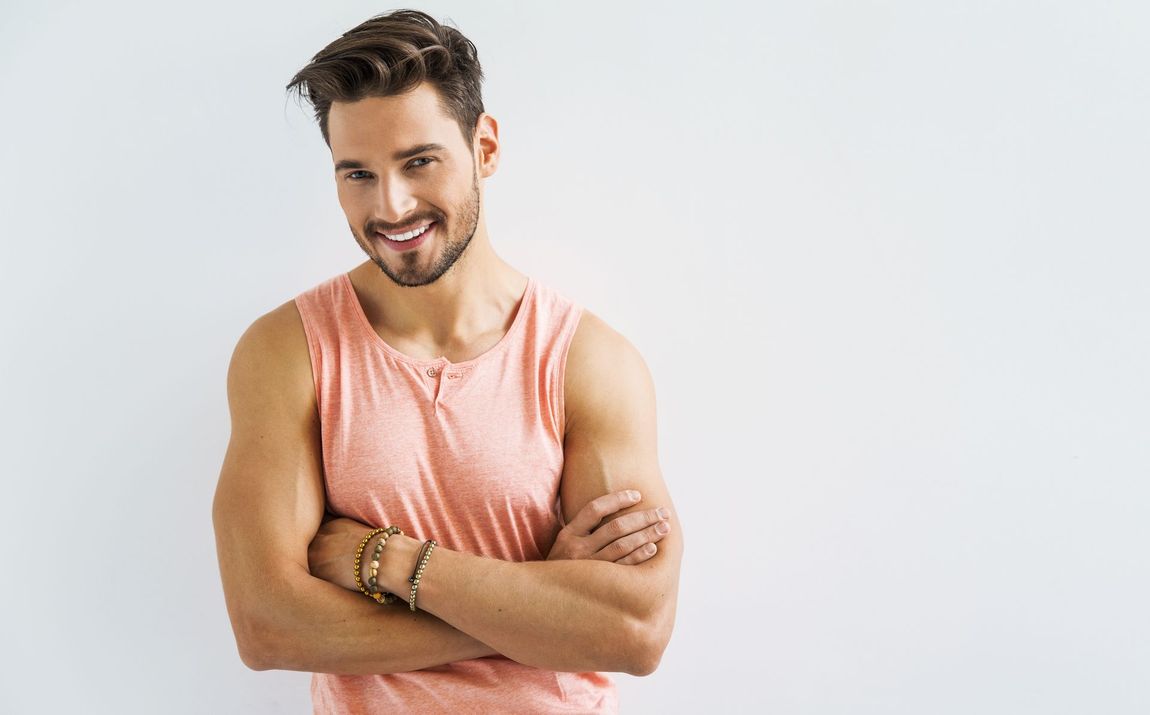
2;1;1148;713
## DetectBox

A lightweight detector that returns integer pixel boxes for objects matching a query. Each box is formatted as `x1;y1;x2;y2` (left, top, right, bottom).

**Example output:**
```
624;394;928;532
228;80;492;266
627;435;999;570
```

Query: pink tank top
293;271;619;714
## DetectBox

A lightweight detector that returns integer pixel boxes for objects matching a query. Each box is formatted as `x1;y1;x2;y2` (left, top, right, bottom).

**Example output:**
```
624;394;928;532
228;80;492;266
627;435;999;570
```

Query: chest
371;328;509;365
317;361;567;557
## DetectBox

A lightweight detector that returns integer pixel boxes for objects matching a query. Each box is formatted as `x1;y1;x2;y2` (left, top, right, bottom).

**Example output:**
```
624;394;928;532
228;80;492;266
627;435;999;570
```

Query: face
328;83;484;287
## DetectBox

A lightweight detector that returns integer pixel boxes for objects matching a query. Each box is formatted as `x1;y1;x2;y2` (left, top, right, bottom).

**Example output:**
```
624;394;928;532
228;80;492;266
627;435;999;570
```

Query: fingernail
629;490;641;501
656;507;669;519
656;521;670;534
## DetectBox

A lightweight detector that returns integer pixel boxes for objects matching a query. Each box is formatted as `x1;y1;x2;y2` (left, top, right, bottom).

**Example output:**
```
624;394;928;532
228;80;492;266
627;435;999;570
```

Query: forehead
328;82;460;156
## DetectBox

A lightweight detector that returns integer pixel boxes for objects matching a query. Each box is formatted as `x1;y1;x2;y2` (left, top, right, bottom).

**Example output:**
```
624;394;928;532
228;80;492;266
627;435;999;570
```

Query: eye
347;170;371;181
407;157;434;170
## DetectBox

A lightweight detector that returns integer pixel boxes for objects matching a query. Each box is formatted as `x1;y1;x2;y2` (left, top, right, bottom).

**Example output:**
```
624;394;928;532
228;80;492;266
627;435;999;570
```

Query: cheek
430;168;466;196
336;193;371;226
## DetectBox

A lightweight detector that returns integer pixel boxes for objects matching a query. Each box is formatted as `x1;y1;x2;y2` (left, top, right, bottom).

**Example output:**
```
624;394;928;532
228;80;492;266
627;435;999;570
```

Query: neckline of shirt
339;271;536;369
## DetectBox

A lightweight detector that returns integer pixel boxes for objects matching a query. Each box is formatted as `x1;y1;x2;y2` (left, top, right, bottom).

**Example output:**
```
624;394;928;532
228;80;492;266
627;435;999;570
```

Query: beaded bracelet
367;526;404;601
354;525;404;605
407;539;437;612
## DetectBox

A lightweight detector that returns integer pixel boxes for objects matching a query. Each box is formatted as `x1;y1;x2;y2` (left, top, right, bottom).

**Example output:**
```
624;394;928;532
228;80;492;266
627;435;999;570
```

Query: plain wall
1;1;1147;712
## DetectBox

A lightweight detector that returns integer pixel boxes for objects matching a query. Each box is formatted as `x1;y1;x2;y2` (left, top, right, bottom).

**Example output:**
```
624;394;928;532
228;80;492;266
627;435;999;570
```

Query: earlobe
482;155;499;177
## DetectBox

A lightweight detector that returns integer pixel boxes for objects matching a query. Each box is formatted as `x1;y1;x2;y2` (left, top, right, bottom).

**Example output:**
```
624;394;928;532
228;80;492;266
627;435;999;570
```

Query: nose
376;175;418;225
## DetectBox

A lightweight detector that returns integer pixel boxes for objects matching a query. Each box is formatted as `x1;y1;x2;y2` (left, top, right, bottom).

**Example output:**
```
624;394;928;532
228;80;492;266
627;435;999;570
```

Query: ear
474;112;500;178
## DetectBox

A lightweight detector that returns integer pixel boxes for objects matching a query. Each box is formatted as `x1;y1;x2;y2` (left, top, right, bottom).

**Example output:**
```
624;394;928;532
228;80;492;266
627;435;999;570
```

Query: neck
351;234;527;351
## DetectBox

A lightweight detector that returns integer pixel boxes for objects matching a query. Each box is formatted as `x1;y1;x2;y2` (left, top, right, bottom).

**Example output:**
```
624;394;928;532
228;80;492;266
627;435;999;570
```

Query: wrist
360;531;389;593
352;525;402;597
379;533;421;598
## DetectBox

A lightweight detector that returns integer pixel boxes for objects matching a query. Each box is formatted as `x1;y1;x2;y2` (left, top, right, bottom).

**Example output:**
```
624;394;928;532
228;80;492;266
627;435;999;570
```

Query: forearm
247;566;501;674
380;535;654;676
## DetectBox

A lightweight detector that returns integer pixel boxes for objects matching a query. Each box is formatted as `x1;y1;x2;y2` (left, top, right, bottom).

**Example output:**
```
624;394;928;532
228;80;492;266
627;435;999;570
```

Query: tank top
292;270;620;714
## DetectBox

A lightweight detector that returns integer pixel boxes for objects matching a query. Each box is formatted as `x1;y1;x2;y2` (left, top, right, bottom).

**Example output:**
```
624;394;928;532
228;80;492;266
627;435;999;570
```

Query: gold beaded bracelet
407;539;437;612
354;525;404;604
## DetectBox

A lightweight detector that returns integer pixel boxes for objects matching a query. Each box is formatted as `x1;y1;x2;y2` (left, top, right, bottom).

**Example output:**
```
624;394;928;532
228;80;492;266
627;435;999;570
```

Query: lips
377;221;436;252
379;221;434;238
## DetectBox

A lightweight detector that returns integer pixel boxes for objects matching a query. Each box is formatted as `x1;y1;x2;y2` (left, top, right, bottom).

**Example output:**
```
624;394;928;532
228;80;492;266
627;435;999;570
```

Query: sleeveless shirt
292;271;620;714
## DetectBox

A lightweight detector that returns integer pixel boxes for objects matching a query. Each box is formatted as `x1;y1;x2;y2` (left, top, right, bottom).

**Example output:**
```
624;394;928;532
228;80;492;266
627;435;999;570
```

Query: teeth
383;223;431;242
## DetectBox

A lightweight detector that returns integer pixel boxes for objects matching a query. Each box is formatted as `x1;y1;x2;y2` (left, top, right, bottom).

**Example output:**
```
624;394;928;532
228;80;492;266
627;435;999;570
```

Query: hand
307;515;376;592
546;490;672;565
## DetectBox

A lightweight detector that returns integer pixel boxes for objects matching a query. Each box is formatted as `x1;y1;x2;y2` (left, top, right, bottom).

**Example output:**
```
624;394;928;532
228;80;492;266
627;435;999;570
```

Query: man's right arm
211;301;499;674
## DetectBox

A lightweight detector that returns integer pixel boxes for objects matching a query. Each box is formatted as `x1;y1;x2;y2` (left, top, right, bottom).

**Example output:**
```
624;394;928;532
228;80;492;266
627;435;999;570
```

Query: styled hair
285;9;485;149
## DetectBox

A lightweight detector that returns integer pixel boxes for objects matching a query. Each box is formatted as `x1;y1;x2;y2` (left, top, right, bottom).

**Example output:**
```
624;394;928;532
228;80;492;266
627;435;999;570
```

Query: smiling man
211;9;683;713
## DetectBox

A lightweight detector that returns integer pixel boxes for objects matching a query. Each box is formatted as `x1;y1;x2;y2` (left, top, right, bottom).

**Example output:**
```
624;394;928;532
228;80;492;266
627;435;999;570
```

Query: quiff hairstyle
285;9;486;150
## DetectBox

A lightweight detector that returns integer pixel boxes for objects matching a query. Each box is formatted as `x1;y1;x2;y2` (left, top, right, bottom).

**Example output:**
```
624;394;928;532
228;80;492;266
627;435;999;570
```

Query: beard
351;163;481;288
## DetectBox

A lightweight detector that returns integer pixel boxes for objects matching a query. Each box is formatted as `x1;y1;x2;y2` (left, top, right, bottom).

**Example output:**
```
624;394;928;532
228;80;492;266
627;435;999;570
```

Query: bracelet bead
408;539;437;612
354;525;404;605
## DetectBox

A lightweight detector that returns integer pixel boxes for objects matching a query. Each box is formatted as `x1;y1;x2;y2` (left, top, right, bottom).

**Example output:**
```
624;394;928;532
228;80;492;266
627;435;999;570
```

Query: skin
212;80;683;677
332;82;523;360
309;490;675;591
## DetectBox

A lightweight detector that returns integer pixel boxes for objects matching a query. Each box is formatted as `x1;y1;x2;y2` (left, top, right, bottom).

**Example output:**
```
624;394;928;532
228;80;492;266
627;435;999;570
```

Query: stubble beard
354;164;481;288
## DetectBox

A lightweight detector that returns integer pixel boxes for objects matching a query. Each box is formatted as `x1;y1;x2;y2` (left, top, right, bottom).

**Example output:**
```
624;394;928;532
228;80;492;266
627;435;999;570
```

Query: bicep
558;312;684;579
211;303;325;656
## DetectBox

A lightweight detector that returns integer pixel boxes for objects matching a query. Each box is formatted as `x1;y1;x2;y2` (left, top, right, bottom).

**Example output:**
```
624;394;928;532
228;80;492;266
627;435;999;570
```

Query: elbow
627;637;665;678
239;641;271;672
234;616;274;671
220;570;314;672
625;596;677;676
223;569;320;673
231;607;289;672
627;652;658;678
219;589;273;670
623;613;671;677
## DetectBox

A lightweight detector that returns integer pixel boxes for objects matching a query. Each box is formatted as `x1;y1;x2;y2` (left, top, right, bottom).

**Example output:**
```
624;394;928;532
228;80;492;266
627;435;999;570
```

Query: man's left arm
370;311;683;676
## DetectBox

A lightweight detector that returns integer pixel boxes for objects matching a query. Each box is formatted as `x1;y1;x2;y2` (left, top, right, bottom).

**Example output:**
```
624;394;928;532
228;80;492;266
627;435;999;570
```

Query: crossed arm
271;506;676;675
212;304;683;676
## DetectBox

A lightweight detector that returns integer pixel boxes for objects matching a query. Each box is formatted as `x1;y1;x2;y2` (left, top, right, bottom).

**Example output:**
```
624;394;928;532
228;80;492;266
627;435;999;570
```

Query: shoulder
227;299;315;410
564;308;656;438
232;299;310;365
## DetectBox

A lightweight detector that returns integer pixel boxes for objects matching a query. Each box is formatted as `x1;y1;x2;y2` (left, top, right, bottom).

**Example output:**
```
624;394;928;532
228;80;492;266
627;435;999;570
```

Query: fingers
564;489;643;536
616;542;658;565
586;504;669;552
594;516;672;562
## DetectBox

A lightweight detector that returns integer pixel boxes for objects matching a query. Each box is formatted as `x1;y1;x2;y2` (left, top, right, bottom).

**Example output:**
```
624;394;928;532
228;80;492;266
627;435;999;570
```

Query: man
212;9;682;713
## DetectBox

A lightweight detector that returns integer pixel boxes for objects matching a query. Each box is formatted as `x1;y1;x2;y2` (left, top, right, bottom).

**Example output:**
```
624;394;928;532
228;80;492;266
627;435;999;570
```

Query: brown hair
285;9;485;150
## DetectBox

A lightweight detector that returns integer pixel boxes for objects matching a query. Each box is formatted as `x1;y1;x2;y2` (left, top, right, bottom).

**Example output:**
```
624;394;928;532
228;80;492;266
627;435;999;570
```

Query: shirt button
426;367;437;377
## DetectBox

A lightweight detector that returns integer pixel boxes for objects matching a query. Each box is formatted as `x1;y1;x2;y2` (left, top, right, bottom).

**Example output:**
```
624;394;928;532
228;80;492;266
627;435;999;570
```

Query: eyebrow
333;143;448;172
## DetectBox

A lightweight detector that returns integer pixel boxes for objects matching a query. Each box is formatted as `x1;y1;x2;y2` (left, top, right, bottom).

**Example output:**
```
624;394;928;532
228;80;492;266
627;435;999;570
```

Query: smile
377;221;436;252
